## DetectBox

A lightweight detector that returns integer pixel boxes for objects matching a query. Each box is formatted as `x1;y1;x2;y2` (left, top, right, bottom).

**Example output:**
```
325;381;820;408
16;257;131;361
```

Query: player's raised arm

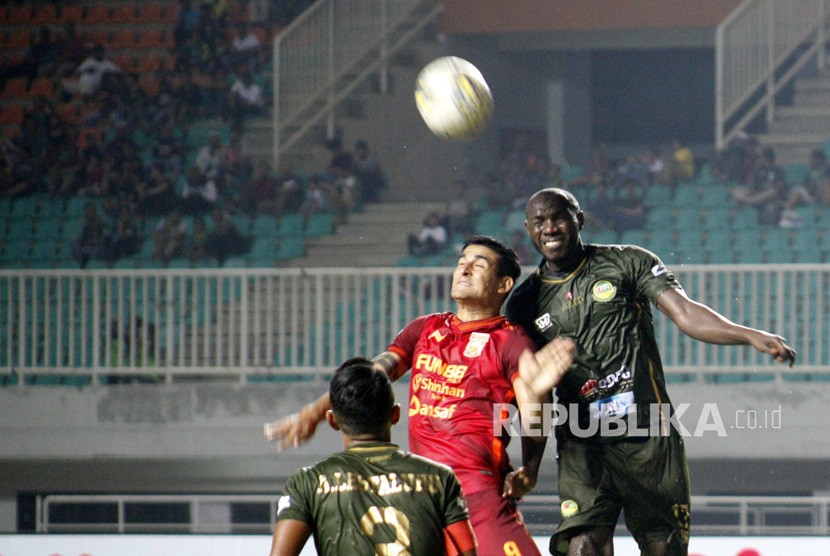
504;337;575;499
263;351;406;451
657;288;796;367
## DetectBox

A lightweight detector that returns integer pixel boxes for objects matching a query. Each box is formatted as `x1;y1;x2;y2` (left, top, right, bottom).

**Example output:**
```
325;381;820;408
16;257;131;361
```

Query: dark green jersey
505;244;682;439
277;442;470;556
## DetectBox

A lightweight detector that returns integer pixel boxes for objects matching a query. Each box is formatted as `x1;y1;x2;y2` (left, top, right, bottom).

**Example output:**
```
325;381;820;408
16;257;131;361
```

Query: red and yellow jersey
388;312;537;496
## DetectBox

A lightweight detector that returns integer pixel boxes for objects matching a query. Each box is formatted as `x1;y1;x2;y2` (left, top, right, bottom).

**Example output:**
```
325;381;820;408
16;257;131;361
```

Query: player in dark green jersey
505;188;796;556
270;357;478;556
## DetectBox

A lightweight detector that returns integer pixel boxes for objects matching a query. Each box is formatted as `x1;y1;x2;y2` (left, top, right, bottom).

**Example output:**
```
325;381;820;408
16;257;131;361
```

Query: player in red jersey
265;236;575;556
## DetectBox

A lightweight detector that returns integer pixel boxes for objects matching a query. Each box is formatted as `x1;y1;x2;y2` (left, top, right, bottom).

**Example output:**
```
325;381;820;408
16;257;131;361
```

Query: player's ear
326;409;340;431
576;211;585;230
390;404;401;425
498;275;515;295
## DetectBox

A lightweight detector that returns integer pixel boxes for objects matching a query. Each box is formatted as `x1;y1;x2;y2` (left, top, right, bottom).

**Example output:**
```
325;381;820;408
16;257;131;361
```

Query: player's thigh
606;434;691;552
550;438;622;556
465;489;540;556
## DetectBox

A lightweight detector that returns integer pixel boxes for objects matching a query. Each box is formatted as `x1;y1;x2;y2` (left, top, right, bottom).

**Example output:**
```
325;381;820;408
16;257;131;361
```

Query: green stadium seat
277;212;304;237
305;212;334;237
473;210;505;237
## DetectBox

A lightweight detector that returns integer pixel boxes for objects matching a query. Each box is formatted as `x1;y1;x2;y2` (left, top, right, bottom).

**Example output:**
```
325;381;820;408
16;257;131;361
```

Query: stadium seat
28;77;55;98
83;5;109;24
0;104;24;126
3;77;28;98
4;29;30;50
473;210;505;237
136;29;165;49
110;29;137;50
134;55;162;74
305;212;334;237
31;4;58;25
8;5;31;24
275;237;304;260
138;4;164;23
59;4;84;23
277;213;304;237
110;5;137;23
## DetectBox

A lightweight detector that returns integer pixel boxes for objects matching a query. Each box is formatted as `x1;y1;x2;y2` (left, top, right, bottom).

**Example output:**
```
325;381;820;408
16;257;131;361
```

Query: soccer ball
414;56;494;140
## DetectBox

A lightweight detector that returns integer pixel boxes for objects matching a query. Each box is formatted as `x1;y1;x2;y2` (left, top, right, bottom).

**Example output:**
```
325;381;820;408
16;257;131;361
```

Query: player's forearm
299;392;331;423
521;435;547;481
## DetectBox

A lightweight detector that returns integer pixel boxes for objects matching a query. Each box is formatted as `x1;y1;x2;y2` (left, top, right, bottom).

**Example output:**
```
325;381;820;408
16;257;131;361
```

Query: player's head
452;236;521;309
524;188;585;271
328;357;398;439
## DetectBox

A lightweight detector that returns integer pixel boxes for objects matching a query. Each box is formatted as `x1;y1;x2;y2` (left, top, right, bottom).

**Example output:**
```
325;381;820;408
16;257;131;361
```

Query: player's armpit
444;519;478;556
270;519;312;556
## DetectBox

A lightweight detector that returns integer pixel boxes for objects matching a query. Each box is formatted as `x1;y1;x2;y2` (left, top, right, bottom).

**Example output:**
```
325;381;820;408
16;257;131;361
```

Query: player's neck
543;242;586;274
455;304;500;323
343;431;392;449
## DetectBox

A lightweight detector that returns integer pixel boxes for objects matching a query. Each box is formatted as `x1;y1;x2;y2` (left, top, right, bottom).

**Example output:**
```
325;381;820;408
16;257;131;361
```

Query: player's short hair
329;357;394;436
462;235;522;281
544;187;582;215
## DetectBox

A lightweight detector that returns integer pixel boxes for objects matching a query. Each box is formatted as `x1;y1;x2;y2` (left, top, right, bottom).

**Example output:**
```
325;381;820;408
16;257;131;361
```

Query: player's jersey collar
450;314;506;333
537;252;589;284
346;442;399;455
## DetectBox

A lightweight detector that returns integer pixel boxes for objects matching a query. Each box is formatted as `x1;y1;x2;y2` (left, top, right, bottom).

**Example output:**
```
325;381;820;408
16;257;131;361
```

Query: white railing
715;0;830;149
272;0;442;168
1;265;828;384
36;493;830;536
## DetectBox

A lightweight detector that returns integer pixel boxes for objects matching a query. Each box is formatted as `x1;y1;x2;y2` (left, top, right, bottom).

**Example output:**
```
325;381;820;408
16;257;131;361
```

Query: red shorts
466;489;541;556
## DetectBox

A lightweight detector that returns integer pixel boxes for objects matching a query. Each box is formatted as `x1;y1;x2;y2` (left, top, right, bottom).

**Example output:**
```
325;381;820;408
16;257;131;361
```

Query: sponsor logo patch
534;313;552;331
651;263;667;277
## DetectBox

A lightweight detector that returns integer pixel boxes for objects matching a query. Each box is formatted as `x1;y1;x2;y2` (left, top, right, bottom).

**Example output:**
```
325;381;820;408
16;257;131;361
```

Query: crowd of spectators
0;1;392;269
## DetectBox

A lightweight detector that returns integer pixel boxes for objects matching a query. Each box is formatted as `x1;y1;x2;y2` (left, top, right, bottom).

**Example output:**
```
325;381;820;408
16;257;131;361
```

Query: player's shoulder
587;242;660;265
401;450;457;477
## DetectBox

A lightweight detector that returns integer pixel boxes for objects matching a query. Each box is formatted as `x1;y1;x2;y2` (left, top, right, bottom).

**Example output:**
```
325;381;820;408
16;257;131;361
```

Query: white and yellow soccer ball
414;56;494;140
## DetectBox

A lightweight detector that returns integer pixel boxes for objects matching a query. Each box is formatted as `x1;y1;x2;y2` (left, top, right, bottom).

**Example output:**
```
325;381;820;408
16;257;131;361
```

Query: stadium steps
279;201;446;267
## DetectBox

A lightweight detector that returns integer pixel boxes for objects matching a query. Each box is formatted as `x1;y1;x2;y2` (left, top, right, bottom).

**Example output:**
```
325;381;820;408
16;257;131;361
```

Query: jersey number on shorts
359;505;412;556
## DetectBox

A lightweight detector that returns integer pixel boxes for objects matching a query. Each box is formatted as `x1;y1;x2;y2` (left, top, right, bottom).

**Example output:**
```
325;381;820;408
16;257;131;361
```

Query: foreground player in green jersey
505;188;796;556
270;357;478;556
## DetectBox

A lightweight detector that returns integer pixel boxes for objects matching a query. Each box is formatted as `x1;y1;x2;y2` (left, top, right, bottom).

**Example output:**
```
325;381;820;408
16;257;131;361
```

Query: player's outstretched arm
263;351;406;451
504;337;575;499
263;392;330;452
658;288;796;366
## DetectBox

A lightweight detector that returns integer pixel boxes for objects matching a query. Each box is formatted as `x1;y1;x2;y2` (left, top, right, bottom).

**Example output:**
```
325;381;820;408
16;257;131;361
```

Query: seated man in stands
407;211;448;257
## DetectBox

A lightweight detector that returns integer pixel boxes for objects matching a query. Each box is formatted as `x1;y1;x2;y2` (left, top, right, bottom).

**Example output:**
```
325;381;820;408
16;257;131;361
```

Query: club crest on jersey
463;332;490;357
591;280;617;302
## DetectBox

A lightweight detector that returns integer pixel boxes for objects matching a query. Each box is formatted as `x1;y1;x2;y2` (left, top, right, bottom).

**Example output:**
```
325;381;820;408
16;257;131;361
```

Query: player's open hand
502;466;537;500
263;408;321;452
517;337;575;399
751;331;796;367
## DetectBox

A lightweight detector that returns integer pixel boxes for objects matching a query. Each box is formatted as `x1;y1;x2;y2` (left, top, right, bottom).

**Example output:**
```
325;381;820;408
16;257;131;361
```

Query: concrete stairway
759;74;830;166
282;201;446;267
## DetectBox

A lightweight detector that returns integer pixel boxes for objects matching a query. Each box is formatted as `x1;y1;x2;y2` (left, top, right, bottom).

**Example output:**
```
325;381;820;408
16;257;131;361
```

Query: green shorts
550;431;691;555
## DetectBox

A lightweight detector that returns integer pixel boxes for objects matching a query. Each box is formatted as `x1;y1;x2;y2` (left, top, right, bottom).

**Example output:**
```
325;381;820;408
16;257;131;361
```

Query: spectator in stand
445;178;474;239
731;146;788;225
136;164;178;217
246;159;278;213
72;202;109;268
173;0;202;51
301;174;328;229
228;68;264;126
195;131;225;191
329;161;359;225
667;138;696;186
507;229;531;265
611;179;647;232
0;136;36;198
61;44;121;98
786;148;830;210
205;206;253;266
180;164;219;215
614;153;648;187
103;202;141;262
713;132;758;185
185;215;209;264
351;139;387;203
583;179;616;232
407;211;448;257
152;210;189;265
275;160;306;215
227;22;263;72
221;126;254;194
644;146;669;186
567;144;610;188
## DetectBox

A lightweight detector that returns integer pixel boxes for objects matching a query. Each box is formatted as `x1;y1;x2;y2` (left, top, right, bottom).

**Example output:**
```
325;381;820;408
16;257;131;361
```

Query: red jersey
387;312;537;496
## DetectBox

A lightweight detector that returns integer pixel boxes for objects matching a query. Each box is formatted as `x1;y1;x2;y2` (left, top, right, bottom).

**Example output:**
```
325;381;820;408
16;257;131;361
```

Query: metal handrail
715;0;829;149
